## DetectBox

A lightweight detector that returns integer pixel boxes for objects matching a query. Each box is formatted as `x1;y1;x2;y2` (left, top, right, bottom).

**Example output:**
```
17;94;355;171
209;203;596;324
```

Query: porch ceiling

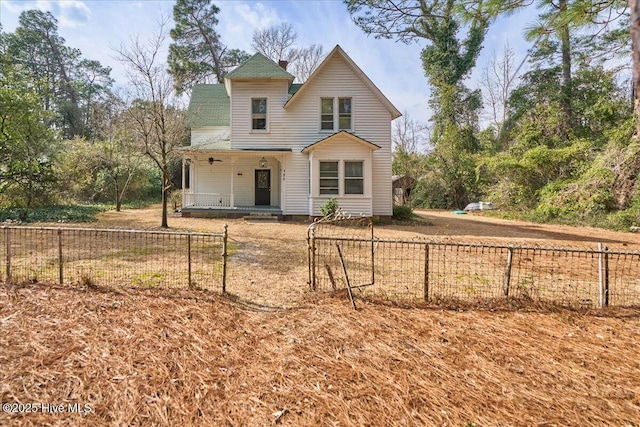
179;146;292;156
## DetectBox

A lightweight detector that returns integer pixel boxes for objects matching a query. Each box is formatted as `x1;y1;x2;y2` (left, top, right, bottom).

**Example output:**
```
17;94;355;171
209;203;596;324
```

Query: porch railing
183;192;233;208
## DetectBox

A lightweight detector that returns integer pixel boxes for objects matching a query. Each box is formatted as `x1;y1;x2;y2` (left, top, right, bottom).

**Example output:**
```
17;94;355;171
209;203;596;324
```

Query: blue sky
0;0;533;124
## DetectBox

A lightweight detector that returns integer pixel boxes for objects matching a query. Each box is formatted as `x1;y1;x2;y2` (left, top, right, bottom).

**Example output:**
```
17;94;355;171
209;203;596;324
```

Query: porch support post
279;154;285;213
181;157;186;208
230;157;235;208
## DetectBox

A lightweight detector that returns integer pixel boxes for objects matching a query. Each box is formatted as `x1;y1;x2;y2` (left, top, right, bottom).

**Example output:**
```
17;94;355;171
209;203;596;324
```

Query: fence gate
307;213;375;293
307;222;640;308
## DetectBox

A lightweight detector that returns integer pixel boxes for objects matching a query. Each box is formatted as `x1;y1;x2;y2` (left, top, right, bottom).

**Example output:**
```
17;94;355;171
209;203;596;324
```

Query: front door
255;169;271;205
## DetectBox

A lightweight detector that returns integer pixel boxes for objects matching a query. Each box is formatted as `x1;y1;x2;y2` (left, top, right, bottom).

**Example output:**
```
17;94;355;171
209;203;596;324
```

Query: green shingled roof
289;83;303;95
187;84;229;127
226;52;294;80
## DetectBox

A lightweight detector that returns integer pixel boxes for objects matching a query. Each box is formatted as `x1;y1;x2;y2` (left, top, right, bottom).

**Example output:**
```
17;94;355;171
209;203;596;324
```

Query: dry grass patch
1;283;639;426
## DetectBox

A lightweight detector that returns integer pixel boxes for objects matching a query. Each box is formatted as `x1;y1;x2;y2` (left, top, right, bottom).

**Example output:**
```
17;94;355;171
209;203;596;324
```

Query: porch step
243;213;279;222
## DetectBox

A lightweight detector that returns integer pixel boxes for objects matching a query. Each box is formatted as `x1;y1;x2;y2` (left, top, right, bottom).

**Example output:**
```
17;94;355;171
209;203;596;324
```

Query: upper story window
320;97;352;131
338;98;352;130
252;98;267;130
321;98;334;130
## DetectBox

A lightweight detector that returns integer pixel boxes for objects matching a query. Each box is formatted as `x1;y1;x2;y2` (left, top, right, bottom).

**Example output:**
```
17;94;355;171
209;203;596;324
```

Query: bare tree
290;44;325;82
251;23;324;82
97;97;144;212
479;42;517;134
392;113;430;205
115;19;187;228
252;23;299;63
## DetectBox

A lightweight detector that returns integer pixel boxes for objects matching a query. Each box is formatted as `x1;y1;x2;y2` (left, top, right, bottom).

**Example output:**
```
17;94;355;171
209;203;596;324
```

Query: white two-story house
180;45;401;220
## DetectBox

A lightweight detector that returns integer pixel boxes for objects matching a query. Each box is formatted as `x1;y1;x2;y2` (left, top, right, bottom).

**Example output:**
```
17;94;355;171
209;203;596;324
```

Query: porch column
181;157;186;208
230;157;235;208
278;154;286;212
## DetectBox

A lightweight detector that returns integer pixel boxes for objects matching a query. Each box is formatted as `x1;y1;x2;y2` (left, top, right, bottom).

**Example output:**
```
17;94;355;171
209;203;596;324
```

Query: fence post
598;243;609;308
504;246;513;297
423;243;430;302
309;224;317;291
58;228;63;285
4;226;10;283
604;246;609;306
222;224;228;294
370;219;375;286
187;233;192;289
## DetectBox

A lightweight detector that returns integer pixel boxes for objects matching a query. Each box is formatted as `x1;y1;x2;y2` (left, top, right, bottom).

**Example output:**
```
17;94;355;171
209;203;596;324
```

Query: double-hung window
317;160;364;196
320;97;352;131
252;98;267;130
321;98;334;130
344;161;363;195
338;98;352;130
319;161;339;195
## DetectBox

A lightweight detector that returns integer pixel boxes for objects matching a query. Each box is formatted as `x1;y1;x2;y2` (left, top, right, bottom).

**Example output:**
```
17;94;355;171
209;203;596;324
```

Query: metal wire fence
309;234;640;308
0;226;228;292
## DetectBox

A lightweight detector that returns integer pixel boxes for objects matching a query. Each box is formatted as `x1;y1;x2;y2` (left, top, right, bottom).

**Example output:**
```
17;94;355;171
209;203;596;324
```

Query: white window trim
315;159;366;197
320;97;334;132
319;97;354;133
343;160;364;195
337;97;353;132
318;160;340;196
250;96;269;133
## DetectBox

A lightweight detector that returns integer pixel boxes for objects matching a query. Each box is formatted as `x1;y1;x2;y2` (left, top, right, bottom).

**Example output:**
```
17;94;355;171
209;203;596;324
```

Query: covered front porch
179;147;290;215
180;204;283;218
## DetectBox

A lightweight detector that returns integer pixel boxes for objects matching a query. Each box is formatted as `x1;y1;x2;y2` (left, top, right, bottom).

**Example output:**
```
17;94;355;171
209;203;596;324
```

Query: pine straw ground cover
1;283;639;426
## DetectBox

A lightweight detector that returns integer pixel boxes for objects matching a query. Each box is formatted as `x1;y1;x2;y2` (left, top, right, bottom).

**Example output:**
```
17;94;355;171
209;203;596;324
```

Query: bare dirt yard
1;206;639;426
92;205;640;307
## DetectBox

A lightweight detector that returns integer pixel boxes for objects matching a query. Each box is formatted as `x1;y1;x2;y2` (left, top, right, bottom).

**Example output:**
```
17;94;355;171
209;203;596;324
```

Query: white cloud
54;0;92;28
219;1;282;52
1;0;91;28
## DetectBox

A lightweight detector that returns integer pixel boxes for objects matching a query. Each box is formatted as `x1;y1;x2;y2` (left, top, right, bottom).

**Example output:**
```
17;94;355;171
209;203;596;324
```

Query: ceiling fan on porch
208;157;223;165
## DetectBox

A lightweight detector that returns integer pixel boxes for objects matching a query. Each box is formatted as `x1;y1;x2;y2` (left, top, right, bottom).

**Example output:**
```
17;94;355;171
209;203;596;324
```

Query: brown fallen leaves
1;283;639;426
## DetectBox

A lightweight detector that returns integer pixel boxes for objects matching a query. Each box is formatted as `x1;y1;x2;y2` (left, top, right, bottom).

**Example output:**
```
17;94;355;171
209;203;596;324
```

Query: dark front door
255;169;271;205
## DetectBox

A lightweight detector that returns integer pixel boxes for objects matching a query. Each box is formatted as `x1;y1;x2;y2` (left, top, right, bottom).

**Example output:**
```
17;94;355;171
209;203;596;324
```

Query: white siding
230;81;293;149
281;153;309;214
311;197;372;217
192;156;230;195
191;127;230;146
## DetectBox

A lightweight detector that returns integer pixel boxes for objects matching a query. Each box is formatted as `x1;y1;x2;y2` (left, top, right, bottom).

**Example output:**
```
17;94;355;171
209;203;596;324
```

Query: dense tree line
0;11;163;212
350;0;638;229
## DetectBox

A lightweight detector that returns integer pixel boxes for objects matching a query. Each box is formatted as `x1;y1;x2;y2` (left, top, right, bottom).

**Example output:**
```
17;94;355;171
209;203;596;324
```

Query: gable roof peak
225;52;295;80
285;44;401;119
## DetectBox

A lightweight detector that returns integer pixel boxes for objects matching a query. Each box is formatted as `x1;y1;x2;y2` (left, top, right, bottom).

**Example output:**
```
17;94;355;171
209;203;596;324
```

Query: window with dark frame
319;161;339;195
252;98;267;130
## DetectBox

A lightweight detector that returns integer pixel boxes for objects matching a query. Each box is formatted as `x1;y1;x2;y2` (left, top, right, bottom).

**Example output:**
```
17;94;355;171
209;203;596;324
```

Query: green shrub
169;190;182;211
0;205;109;223
393;204;414;221
320;197;339;217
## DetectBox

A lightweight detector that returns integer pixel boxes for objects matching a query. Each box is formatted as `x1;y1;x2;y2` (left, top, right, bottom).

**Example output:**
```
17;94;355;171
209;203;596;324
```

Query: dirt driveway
93;206;640;306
